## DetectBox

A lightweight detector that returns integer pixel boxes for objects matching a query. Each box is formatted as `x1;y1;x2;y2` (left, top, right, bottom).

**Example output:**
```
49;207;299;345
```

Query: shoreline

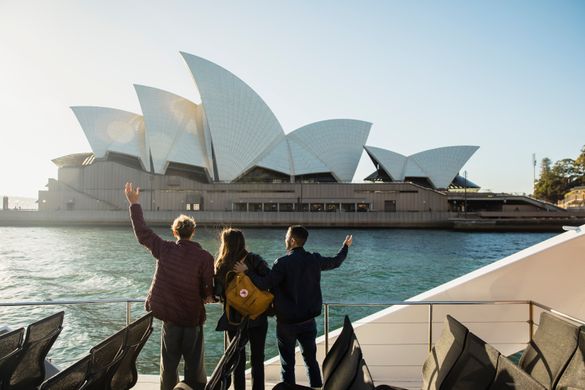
1;210;583;232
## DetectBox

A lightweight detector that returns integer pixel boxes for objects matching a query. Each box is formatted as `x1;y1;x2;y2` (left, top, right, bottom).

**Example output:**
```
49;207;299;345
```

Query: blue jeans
276;318;322;387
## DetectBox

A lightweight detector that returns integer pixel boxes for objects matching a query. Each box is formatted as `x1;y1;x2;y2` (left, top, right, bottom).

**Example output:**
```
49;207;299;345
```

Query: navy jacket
247;245;348;324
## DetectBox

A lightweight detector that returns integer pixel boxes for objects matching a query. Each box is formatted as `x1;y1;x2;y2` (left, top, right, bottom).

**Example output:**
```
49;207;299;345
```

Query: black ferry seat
518;311;580;389
38;312;153;390
38;354;91;390
555;326;585;389
0;328;25;388
272;315;391;390
110;312;154;390
205;319;248;390
83;326;127;390
4;311;64;390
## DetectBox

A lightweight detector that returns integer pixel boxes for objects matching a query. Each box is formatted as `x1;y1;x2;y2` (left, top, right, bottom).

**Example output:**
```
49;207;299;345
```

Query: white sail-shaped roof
71;106;148;170
288;138;331;176
253;137;293;175
403;159;428;178
364;146;407;180
365;145;479;188
134;85;210;175
410;145;479;188
180;52;285;182
288;119;371;182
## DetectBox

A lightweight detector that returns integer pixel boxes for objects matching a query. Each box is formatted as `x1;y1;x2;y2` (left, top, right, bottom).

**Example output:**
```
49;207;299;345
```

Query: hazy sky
1;1;583;198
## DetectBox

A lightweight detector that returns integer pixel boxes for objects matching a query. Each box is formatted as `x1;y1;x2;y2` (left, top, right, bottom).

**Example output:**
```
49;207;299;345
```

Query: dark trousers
227;321;268;390
160;322;206;390
276;318;322;387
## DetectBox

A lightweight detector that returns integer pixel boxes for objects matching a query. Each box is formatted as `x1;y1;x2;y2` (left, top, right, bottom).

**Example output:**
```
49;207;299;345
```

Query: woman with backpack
214;228;271;390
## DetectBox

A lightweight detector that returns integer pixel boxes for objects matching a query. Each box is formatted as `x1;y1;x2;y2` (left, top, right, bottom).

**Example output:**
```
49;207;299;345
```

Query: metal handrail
321;300;585;353
2;298;584;353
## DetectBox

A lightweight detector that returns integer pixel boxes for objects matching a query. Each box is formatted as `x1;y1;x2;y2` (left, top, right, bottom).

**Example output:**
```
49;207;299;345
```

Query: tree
533;145;585;203
573;145;585;186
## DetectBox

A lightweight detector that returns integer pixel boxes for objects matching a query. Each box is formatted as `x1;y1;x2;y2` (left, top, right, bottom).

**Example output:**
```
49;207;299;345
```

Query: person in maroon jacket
125;182;215;390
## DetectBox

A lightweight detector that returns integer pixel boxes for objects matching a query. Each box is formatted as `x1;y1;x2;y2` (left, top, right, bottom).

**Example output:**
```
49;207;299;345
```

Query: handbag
225;270;273;324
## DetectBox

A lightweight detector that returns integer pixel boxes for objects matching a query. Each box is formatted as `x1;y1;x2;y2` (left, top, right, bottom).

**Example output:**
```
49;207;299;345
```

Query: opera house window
279;203;294;212
342;203;356;212
186;203;200;211
249;203;262;212
310;203;324;212
326;203;339;212
233;203;247;212
264;203;277;212
357;203;370;212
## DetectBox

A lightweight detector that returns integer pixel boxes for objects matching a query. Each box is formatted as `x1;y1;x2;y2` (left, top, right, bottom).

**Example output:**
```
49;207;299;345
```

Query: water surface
0;226;554;374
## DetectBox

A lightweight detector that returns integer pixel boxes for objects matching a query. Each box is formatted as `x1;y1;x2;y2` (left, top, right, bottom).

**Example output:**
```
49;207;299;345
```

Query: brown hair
171;215;196;239
215;228;248;281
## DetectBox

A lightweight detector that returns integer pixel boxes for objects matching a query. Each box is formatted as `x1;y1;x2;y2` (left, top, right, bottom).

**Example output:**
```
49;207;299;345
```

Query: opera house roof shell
68;52;478;189
71;52;371;183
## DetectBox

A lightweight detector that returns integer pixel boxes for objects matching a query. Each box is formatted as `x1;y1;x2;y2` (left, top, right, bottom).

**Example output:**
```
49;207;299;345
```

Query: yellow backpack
225;271;274;323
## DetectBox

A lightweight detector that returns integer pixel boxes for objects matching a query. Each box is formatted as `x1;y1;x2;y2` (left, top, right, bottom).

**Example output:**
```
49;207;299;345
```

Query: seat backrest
83;327;127;390
555;327;585;390
519;312;580;388
39;354;90;390
0;328;25;387
323;332;364;390
421;315;468;390
6;311;64;390
440;331;500;390
110;313;154;390
322;316;354;384
0;328;24;360
489;354;547;390
205;327;246;390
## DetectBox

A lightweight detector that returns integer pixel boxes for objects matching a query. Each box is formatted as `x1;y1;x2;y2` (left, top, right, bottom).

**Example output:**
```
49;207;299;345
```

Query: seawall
1;210;584;231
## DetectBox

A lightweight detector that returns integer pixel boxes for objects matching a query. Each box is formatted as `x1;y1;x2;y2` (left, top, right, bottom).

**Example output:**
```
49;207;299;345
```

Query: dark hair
288;225;308;247
215;228;248;280
171;215;196;239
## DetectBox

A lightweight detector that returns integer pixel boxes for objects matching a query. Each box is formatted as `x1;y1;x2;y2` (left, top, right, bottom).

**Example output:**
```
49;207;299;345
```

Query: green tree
573;145;585;186
534;158;554;202
533;145;585;203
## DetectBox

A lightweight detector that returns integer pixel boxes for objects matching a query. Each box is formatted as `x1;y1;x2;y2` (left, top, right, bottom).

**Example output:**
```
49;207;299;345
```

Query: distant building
558;186;585;210
39;53;481;216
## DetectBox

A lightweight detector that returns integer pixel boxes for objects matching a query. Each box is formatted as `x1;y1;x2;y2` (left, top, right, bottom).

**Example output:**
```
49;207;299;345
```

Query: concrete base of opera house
1;209;584;231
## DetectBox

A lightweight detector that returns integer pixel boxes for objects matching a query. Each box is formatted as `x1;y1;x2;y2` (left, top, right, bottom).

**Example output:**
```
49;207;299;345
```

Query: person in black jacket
235;225;352;388
214;228;271;390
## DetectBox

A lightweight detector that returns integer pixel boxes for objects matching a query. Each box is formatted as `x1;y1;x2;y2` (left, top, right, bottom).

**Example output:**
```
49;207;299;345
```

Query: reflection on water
0;226;554;373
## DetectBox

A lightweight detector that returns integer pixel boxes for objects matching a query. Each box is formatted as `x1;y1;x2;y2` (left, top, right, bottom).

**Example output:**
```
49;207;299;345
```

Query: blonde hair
171;215;196;239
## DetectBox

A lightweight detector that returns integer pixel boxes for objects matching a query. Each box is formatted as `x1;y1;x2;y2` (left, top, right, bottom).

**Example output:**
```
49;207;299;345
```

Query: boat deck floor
135;375;280;389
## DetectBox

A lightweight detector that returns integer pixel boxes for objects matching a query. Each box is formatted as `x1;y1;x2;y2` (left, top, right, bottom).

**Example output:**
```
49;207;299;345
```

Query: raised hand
343;234;353;247
124;182;141;205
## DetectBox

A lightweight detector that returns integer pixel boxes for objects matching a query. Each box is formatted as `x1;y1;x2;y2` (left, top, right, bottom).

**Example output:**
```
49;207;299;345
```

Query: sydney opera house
38;52;488;225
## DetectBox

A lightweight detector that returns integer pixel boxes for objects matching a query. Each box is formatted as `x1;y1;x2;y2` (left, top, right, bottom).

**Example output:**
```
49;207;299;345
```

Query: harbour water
0;226;554;374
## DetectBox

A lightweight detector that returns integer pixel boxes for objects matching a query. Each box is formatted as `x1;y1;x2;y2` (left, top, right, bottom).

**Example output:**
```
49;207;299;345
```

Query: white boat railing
2;298;584;351
321;300;585;354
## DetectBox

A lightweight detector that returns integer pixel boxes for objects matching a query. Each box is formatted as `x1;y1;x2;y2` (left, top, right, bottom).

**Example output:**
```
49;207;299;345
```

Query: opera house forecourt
25;52;571;229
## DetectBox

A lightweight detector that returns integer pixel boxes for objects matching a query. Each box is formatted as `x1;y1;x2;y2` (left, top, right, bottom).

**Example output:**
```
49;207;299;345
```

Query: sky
0;1;584;198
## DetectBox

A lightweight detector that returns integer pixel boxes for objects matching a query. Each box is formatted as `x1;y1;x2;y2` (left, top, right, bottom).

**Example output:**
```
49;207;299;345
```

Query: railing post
324;304;330;354
529;301;534;342
126;301;132;325
428;303;434;353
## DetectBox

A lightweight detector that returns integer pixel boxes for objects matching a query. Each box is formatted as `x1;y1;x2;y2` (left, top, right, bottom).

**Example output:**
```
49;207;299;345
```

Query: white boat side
259;224;585;387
